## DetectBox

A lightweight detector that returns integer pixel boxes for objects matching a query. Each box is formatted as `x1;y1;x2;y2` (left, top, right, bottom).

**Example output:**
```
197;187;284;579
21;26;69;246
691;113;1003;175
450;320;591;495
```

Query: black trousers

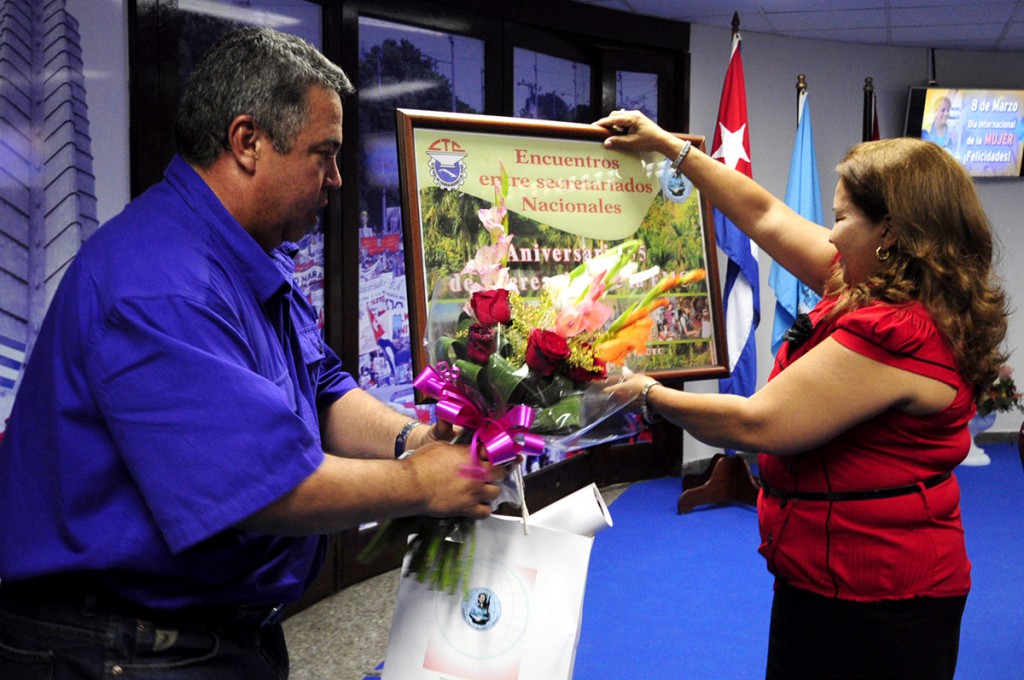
0;577;289;680
766;581;967;680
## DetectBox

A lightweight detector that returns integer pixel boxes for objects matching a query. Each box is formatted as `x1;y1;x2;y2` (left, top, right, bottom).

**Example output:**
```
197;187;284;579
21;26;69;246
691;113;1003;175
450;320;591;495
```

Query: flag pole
796;74;807;127
862;77;875;142
678;10;761;514
770;76;823;355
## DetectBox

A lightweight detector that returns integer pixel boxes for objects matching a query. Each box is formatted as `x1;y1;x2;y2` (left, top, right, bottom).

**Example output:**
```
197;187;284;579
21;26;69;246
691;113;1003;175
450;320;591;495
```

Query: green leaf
531;392;584;433
486;353;526;408
454;358;483;386
436;336;464;364
419;531;445;584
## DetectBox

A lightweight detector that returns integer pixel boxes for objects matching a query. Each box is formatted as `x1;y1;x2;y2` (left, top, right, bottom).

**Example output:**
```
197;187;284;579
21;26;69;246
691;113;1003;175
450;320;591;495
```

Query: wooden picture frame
395;108;728;392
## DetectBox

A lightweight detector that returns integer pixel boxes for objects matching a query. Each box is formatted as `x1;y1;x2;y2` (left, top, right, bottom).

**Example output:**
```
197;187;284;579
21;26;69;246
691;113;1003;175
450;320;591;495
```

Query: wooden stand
1018;421;1024;474
677;452;759;514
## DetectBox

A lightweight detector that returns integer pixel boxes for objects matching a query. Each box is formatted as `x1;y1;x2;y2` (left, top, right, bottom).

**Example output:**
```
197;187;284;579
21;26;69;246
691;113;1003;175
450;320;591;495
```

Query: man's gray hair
174;27;354;167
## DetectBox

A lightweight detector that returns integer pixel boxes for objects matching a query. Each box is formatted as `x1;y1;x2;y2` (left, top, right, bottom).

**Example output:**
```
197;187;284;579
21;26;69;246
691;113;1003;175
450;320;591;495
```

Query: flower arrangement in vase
977;364;1023;416
964;365;1022;466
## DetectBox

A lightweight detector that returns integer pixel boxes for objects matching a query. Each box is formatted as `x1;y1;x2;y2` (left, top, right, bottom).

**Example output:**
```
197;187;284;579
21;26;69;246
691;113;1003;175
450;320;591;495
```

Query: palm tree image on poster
396;109;729;388
419;180;714;373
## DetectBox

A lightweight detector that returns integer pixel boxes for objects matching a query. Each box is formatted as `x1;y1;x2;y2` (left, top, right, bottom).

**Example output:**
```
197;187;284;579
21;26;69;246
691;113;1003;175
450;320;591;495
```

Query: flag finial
796;75;808;126
862;77;878;142
731;12;740;34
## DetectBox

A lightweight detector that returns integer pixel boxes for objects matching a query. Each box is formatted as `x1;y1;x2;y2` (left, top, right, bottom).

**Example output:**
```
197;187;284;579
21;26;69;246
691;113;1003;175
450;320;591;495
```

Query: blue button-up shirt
0;156;357;608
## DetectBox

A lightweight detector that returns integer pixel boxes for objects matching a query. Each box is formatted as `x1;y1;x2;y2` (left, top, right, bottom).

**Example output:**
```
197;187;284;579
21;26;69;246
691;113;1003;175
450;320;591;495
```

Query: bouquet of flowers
360;163;705;593
977;364;1024;416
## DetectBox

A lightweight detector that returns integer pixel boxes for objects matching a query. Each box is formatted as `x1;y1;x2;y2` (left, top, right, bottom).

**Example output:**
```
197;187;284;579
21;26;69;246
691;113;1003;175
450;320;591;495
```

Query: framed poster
396;109;728;391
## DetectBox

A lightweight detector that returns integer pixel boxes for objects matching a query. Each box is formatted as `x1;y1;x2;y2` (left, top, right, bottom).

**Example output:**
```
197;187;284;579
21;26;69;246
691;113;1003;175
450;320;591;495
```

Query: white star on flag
712;123;750;170
712;29;759;412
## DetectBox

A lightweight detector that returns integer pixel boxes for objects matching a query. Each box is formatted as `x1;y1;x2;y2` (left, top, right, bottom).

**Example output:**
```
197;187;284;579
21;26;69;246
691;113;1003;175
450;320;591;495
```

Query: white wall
684;25;1024;460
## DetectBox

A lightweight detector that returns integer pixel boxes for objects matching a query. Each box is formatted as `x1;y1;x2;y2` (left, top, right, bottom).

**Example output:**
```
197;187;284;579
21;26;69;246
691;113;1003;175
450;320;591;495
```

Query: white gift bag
381;483;612;680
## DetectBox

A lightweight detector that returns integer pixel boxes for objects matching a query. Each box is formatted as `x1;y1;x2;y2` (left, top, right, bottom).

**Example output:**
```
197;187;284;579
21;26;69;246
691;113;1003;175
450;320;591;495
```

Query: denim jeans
0;581;289;680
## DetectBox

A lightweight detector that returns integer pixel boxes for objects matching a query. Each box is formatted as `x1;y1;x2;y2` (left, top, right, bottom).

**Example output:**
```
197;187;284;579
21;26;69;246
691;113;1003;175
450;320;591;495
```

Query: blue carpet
367;443;1023;679
575;477;772;679
954;442;1024;679
573;442;1024;679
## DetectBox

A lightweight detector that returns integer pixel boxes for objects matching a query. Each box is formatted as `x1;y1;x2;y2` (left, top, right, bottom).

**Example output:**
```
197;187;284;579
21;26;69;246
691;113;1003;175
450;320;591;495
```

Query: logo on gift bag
461;587;501;631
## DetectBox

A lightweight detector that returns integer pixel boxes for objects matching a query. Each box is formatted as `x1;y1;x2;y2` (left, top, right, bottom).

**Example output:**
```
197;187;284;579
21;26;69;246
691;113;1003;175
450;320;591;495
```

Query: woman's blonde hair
825;137;1008;390
932;95;952;114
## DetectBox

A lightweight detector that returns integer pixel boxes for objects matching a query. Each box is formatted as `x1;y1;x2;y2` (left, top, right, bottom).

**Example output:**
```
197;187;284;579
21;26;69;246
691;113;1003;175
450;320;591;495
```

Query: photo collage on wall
355;17;486;422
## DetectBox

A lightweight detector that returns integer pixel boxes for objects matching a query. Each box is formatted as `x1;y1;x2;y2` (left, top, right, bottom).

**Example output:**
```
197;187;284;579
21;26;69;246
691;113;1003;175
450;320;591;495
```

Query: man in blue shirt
0;28;506;679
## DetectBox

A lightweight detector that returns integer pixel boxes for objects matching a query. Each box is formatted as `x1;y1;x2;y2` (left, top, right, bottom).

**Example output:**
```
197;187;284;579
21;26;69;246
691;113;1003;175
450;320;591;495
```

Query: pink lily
553;275;613;337
478;203;507;242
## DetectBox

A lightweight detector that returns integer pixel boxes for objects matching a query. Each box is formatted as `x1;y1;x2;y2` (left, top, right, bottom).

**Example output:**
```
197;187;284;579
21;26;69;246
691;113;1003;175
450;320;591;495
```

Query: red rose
525;328;570;377
565;347;607;383
466;323;497;364
471;289;512;326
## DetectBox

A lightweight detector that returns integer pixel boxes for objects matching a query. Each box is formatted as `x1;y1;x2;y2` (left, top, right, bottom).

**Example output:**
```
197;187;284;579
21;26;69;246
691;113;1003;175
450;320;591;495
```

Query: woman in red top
595;111;1008;680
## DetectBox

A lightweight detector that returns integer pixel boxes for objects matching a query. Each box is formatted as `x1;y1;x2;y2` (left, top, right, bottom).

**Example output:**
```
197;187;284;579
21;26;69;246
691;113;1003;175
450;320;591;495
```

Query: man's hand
411;418;460;449
403;441;509;519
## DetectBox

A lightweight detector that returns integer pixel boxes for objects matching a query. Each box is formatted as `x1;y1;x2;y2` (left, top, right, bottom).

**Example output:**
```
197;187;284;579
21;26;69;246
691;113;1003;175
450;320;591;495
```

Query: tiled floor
283;565;398;680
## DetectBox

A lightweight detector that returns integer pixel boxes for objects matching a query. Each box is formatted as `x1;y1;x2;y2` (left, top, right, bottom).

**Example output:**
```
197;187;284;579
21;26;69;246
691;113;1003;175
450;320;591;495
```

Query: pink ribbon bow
413;364;545;479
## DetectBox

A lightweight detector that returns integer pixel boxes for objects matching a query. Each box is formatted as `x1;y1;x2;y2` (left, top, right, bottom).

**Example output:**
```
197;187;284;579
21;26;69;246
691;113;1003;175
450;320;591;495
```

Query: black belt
0;573;286;633
760;471;951;502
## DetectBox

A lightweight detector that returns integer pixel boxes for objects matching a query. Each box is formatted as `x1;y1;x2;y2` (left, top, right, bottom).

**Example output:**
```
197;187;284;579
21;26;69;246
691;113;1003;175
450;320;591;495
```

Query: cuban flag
712;32;759;401
769;90;822;355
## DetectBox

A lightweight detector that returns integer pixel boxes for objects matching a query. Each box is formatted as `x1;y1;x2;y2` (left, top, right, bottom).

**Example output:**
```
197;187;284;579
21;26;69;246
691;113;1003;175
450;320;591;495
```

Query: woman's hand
594;110;680;157
604;373;660;417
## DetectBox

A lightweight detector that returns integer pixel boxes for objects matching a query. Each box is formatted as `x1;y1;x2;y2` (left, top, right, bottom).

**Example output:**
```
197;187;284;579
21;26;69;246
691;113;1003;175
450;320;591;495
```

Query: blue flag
712;33;760;400
769;92;822;355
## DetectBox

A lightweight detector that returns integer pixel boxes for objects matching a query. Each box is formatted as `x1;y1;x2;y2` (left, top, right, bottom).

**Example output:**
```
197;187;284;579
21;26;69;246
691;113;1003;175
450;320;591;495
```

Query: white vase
962;412;996;466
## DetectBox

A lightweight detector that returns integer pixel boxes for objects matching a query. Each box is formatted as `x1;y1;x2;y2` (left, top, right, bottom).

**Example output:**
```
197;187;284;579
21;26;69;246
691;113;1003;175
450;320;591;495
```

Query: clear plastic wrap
359;165;705;591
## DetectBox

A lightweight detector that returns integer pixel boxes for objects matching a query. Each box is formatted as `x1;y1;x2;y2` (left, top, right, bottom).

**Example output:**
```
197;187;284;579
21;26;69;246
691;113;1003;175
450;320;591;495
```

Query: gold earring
876;245;890;262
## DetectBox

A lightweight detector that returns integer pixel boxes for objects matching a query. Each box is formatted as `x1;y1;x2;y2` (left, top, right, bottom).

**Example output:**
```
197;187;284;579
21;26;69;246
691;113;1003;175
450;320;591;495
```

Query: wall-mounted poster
396;109;728;394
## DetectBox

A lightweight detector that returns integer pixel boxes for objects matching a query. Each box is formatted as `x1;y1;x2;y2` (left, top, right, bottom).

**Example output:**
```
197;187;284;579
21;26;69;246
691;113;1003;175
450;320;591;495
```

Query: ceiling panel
573;0;1024;52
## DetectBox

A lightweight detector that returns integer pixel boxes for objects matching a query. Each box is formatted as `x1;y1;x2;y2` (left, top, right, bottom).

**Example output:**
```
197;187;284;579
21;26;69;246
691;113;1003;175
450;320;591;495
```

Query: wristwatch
640;381;662;425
